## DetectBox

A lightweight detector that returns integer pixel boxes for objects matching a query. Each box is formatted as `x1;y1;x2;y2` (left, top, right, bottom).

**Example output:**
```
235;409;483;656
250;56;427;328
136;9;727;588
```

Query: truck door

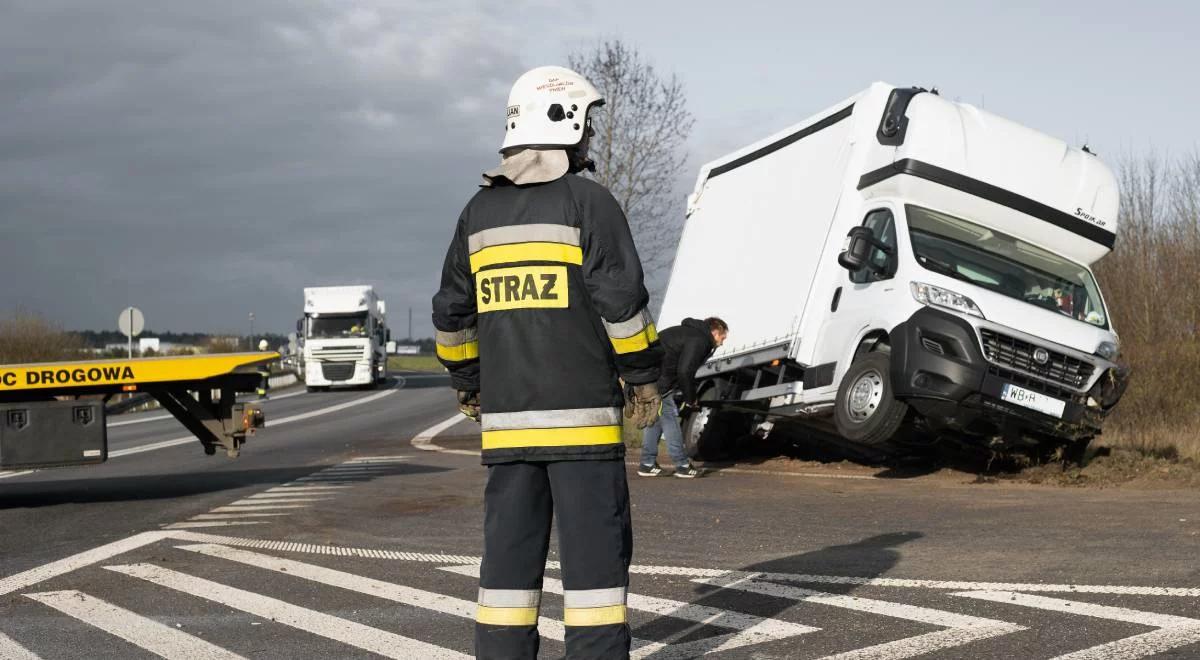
811;205;902;392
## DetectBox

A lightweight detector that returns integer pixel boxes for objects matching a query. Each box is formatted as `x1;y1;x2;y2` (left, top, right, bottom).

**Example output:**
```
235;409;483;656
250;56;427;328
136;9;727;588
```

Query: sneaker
674;464;703;479
637;463;664;477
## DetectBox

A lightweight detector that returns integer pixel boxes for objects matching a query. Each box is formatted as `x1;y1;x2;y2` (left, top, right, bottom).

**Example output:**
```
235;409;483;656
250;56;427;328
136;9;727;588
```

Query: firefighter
433;65;663;660
255;339;270;400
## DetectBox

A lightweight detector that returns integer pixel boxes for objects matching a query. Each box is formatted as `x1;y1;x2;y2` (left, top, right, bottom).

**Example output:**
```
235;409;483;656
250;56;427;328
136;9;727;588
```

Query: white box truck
659;82;1129;459
299;285;389;391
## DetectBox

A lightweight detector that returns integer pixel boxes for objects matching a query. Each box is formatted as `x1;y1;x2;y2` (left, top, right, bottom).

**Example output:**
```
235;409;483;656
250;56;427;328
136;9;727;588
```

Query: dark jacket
655;318;715;404
432;174;663;464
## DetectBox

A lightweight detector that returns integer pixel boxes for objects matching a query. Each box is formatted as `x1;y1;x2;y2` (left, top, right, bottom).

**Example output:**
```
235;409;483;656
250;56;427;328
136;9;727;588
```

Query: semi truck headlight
911;282;985;318
1096;340;1119;361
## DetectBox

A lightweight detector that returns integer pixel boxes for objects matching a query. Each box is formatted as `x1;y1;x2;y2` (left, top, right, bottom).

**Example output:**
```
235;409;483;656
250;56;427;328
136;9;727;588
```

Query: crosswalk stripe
0;631;40;659
165;522;266;529
439;563;817;659
264;485;348;492
209;505;309;513
228;498;330;505
104;563;468;660
245;492;333;500
955;591;1200;660
1052;624;1200;660
0;531;168;597
190;513;292;520
695;573;1024;659
25;590;243;660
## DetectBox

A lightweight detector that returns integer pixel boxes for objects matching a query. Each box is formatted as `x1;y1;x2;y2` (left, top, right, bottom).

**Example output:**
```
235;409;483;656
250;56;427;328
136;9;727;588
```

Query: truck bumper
890;307;1129;442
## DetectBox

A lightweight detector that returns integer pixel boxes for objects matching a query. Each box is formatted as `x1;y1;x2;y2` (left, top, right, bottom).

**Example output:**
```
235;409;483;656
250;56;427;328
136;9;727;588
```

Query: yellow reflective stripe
481;425;623;450
476;605;539;626
563;605;627;627
470;242;583;273
435;340;478;362
609;323;658;355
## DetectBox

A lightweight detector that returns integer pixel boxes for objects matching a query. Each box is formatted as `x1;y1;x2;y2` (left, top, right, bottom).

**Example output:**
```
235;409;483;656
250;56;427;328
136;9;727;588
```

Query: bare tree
569;41;695;280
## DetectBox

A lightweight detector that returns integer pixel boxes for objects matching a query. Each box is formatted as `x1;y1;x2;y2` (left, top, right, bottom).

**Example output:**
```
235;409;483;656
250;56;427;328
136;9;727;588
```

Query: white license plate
1000;383;1066;418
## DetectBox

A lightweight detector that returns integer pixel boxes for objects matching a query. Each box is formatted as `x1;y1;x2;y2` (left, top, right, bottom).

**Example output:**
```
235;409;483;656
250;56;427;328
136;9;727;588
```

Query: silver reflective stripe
478;588;541;608
468;224;581;254
603;308;654;339
481;407;623;432
436;327;477;347
562;587;627;609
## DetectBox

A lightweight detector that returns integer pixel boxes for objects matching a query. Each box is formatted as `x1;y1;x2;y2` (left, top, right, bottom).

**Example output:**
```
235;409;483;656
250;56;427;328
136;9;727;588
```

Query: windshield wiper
917;255;977;287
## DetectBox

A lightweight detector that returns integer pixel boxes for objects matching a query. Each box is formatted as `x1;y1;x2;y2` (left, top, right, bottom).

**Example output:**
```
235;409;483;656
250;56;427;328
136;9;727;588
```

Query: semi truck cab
301;286;389;390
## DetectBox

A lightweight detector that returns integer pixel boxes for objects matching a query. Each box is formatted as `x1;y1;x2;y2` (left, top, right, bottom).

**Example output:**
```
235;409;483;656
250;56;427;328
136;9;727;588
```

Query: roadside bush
0;313;84;364
1094;153;1200;462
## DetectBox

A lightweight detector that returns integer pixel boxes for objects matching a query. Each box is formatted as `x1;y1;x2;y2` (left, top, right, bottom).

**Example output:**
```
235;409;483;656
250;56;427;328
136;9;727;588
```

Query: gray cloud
0;0;566;337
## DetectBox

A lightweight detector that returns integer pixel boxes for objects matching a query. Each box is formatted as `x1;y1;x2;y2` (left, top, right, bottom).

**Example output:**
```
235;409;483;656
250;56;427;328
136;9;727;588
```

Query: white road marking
695;573;1024;660
244;492;334;500
164;521;266;529
0;531;169;597
955;591;1200;659
190;513;292;520
25;590;244;660
264;485;349;492
104;390;311;429
227;497;330;505
411;414;479;455
0;470;35;480
106;414;172;428
0;631;40;659
209;504;310;513
105;563;469;660
265;386;398;427
344;455;412;462
440;563;817;658
97;386;401;461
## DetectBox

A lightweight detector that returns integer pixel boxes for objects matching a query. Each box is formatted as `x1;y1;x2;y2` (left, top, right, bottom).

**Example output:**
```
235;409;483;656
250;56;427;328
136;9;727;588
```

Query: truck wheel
682;406;749;461
834;352;908;445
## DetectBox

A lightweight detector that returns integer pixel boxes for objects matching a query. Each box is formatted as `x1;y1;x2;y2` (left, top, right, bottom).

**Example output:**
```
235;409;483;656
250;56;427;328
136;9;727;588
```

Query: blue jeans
640;395;688;469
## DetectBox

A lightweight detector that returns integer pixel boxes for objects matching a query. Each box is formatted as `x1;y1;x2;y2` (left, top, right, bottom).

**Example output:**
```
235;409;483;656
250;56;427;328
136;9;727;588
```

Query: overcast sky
2;0;1195;338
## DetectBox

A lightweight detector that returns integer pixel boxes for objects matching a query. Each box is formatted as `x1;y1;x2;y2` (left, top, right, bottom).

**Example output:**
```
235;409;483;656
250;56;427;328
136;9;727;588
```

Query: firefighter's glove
623;382;661;429
457;390;481;423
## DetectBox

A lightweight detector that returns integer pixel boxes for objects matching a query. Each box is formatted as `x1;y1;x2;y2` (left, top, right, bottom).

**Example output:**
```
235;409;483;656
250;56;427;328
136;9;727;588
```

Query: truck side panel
658;104;858;359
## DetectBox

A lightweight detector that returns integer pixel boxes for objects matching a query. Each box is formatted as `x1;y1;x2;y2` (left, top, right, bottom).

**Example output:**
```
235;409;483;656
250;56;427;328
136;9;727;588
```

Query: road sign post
118;307;145;359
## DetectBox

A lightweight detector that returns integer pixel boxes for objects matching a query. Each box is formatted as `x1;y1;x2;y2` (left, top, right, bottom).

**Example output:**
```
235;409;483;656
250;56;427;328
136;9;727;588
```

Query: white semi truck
300;285;389;391
659;82;1129;459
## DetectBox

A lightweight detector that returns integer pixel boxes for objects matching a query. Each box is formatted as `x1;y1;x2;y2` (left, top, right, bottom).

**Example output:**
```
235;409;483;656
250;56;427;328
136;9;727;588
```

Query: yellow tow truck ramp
0;352;278;470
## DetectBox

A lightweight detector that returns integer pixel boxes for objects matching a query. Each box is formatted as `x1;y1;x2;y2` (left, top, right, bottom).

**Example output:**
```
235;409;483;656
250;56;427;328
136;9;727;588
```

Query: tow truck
0;352;277;470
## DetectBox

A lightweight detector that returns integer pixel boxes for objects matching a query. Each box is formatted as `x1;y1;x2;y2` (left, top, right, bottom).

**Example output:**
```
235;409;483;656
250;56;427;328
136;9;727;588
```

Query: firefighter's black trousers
475;459;632;660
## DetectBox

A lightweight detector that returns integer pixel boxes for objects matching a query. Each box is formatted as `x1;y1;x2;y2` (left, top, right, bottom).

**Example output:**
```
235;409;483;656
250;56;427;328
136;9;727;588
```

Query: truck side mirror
838;226;892;276
295;319;303;333
386;329;391;342
838;226;874;271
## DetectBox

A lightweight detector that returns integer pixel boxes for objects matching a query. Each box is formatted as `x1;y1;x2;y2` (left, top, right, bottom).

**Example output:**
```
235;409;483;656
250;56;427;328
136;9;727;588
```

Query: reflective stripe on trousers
476;460;632;660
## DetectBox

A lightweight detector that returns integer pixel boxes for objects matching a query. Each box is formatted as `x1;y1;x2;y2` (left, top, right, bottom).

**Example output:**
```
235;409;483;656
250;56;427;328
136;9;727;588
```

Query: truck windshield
309;313;369;338
906;205;1108;328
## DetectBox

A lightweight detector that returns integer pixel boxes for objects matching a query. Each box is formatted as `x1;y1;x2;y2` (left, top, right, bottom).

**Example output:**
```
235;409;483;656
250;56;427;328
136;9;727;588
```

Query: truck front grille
321;362;356;382
979;329;1094;390
988;366;1087;404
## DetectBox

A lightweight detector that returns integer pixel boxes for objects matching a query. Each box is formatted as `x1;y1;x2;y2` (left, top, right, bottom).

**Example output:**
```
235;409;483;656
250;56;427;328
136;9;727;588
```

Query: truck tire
834;351;908;445
681;388;751;461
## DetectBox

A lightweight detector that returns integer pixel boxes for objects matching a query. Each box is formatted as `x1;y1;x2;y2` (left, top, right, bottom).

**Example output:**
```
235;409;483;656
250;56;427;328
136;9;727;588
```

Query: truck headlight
911;282;985;318
1096;340;1119;361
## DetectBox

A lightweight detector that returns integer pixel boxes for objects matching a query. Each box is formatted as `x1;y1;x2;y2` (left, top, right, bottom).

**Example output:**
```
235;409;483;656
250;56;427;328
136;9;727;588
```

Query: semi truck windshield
309;313;369;338
906;205;1108;328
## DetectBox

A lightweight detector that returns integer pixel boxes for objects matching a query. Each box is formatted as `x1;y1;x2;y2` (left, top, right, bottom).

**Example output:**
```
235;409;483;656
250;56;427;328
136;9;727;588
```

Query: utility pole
408;307;413;341
248;312;255;348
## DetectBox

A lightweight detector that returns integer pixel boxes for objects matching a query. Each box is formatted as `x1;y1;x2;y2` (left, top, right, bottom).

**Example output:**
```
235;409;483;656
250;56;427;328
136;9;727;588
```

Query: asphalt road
1;374;1198;659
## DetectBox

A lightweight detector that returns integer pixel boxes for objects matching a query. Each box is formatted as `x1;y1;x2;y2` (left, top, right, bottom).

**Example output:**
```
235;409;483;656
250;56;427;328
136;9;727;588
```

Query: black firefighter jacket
655;318;717;404
432;173;663;464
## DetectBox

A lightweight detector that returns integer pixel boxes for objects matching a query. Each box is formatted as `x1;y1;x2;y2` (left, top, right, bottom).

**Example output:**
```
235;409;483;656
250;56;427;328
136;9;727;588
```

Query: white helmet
257;339;269;351
501;66;604;153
